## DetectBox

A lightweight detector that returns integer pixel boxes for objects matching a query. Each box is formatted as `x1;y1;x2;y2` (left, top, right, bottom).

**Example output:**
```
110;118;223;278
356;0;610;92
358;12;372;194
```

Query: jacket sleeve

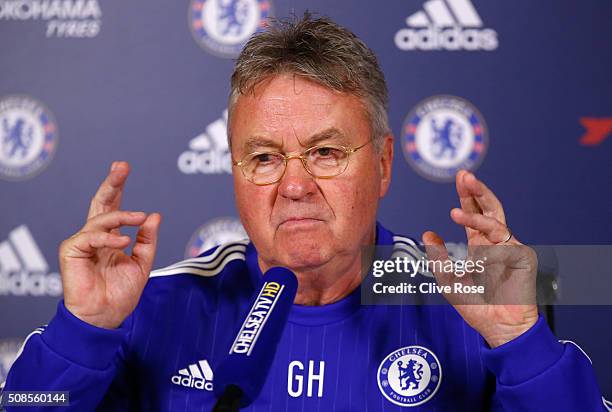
1;300;134;412
481;315;609;411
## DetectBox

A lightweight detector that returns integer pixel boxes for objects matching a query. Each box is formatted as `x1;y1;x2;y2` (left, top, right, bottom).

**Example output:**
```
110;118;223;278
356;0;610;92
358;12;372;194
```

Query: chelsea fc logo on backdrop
185;217;248;258
401;95;487;182
189;0;273;58
377;345;442;407
0;95;58;181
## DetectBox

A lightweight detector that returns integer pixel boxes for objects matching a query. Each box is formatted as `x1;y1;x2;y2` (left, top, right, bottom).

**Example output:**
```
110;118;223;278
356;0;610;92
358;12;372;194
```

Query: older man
2;14;606;411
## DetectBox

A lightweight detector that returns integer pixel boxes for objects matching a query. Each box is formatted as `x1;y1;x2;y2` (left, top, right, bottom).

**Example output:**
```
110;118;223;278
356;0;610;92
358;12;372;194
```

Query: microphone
213;267;298;411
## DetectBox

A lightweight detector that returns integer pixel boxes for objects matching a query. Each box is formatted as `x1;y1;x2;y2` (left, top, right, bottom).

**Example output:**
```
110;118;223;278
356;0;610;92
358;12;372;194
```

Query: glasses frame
232;139;373;186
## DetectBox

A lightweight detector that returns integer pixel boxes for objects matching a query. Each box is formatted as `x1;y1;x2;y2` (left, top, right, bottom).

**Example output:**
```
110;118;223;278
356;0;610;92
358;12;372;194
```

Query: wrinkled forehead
229;75;369;154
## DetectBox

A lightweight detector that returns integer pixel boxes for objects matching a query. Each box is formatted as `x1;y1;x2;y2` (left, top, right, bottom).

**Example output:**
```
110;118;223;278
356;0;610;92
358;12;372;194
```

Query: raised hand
59;161;162;329
422;170;539;348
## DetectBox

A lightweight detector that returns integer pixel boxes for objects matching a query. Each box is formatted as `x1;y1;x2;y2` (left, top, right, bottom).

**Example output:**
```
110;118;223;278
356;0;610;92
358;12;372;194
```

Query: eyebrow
243;137;281;154
304;127;347;147
242;127;347;154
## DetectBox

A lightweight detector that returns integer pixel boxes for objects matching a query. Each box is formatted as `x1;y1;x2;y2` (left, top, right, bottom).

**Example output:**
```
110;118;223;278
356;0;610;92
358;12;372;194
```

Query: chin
275;233;331;270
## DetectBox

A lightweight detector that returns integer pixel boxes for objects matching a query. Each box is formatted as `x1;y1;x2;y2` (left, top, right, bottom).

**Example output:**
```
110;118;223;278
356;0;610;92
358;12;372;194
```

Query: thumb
421;231;454;287
132;212;162;275
422;231;449;263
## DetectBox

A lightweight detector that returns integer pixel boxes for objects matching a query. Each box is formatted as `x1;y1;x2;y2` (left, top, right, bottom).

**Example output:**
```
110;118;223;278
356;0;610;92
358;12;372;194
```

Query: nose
277;156;317;200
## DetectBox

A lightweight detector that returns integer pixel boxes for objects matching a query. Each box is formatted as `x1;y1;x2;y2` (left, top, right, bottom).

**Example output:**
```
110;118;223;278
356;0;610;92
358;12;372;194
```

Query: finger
64;232;131;258
422;231;449;262
421;231;456;281
456;170;484;240
456;170;481;214
131;213;162;275
87;161;130;220
422;231;479;305
83;210;147;233
462;172;506;223
450;208;511;243
422;231;454;286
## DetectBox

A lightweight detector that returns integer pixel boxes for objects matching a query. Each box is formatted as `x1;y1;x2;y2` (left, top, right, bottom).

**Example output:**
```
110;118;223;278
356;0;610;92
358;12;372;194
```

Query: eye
246;152;283;176
316;147;333;157
308;146;347;170
254;153;273;163
312;146;343;158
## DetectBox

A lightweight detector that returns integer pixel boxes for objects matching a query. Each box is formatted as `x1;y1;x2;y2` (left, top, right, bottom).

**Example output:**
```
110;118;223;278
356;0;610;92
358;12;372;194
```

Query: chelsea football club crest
401;95;488;183
377;345;442;407
0;95;58;181
189;0;273;58
185;217;248;258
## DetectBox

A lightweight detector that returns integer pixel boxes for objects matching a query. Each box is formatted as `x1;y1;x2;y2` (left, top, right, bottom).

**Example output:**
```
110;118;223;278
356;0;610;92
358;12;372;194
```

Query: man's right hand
59;161;162;329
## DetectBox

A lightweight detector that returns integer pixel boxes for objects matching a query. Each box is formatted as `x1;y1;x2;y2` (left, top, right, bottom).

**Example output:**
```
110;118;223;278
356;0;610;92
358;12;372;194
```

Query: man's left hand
422;170;539;348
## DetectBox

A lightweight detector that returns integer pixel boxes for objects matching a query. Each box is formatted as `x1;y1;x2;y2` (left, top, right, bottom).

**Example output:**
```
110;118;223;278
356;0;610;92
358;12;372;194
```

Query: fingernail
130;211;144;217
111;161;118;171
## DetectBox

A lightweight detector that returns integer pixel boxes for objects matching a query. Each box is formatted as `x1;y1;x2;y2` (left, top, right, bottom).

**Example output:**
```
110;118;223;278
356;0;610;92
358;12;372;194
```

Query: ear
379;134;394;198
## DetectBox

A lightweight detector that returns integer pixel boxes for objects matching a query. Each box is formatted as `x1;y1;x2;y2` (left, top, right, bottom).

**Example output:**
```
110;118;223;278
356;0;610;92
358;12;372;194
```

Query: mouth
279;217;324;229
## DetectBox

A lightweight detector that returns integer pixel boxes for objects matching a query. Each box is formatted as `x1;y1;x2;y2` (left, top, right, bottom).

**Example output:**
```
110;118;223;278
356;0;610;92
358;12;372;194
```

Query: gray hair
227;12;390;152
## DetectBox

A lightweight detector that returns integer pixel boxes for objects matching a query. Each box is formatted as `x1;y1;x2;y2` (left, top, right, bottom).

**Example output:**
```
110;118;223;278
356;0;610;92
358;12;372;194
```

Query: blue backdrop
1;0;611;396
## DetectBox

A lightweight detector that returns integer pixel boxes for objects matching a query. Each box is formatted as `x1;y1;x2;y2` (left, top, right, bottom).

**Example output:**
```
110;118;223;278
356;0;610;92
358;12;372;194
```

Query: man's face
230;74;392;271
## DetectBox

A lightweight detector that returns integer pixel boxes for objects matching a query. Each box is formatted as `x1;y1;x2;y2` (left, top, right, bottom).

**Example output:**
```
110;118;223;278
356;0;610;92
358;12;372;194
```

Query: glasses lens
244;152;285;184
305;145;349;177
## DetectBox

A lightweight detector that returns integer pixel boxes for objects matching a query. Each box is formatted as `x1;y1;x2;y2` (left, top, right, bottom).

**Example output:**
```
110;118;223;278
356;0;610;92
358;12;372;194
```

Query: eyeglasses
232;140;372;185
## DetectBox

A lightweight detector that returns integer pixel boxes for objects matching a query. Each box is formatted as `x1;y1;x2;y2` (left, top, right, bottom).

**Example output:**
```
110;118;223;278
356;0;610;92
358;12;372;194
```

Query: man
1;14;607;411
